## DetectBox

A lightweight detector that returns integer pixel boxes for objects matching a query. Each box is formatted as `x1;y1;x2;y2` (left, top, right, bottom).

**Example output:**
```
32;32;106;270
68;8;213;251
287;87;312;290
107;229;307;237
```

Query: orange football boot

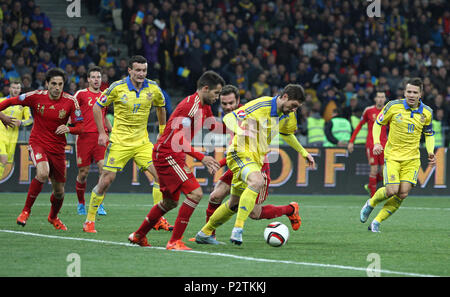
17;211;30;227
83;221;97;233
48;216;68;230
128;232;151;247
287;202;302;231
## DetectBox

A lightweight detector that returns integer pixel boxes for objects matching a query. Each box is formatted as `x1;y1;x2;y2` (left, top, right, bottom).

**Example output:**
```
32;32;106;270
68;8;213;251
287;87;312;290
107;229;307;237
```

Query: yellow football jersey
0;96;33;143
224;96;298;159
97;76;165;146
376;99;434;161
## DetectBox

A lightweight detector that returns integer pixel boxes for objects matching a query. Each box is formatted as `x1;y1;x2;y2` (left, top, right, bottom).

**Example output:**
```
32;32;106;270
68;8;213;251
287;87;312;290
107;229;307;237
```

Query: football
263;222;289;247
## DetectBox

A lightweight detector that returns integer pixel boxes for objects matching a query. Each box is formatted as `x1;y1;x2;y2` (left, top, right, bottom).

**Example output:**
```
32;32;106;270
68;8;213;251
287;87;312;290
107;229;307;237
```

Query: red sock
76;180;86;204
49;194;64;219
23;178;44;213
170;198;198;242
136;204;166;237
259;204;293;219
206;201;220;222
369;176;377;197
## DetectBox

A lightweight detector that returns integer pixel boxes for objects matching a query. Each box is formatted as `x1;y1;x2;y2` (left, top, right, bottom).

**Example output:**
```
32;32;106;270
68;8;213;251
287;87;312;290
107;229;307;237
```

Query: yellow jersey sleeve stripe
383;99;403;114
105;79;126;96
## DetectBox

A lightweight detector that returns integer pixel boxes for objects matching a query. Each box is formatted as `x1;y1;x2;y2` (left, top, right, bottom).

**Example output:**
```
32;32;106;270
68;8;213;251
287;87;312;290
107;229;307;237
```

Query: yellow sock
152;182;163;205
86;190;105;222
201;201;236;235
374;195;403;223
234;186;259;228
369;187;389;207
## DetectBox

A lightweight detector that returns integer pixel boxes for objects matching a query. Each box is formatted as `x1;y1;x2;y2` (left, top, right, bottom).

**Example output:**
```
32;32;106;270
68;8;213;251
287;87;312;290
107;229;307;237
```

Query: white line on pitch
0;229;440;277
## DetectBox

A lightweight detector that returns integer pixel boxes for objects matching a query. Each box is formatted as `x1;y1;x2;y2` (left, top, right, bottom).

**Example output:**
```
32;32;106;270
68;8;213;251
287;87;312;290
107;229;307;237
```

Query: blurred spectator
251;73;270;98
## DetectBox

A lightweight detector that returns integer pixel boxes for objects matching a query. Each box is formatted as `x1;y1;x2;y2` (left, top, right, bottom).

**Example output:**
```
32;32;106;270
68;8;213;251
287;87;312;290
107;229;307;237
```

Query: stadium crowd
1;0;450;145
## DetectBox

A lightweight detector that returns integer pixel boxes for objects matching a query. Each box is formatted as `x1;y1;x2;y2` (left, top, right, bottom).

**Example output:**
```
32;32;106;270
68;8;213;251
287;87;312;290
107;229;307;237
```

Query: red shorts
153;151;200;201
76;133;107;167
366;147;384;166
219;163;271;204
28;144;66;183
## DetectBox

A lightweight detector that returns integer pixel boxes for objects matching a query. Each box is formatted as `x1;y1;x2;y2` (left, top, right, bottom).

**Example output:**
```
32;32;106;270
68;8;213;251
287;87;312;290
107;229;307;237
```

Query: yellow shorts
227;151;262;197
103;141;153;172
0;139;17;162
383;158;420;186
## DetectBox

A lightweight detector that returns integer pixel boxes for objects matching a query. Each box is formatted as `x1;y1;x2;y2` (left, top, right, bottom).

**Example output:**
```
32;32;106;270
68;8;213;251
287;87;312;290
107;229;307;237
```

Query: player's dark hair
128;55;147;69
406;77;423;91
87;65;102;77
220;85;240;100
45;67;66;83
280;84;306;103
197;70;225;90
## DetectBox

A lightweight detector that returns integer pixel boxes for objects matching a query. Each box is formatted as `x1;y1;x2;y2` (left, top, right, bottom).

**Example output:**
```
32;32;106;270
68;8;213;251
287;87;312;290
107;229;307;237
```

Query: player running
347;91;387;197
196;84;315;245
0;68;84;230
128;70;227;250
0;80;33;180
360;78;436;232
193;85;302;245
82;55;170;233
74;66;112;215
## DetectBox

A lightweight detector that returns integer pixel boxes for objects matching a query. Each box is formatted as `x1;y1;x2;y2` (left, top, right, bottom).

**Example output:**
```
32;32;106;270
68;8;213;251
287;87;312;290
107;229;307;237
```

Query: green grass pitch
0;192;449;277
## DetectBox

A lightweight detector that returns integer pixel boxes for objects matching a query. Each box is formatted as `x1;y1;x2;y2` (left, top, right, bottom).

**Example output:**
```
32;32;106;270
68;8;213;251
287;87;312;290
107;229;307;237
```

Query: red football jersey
350;105;387;148
16;90;82;154
155;92;225;160
74;88;107;133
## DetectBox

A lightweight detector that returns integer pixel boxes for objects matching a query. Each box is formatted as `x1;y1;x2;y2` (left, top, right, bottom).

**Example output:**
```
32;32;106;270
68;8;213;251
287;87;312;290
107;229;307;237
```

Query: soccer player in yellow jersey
83;55;170;233
0;81;33;179
360;78;436;232
196;84;315;245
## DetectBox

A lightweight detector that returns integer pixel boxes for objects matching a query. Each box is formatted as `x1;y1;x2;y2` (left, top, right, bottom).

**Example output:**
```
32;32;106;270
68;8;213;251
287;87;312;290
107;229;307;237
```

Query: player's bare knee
160;198;177;210
53;189;65;199
77;167;89;182
209;191;224;204
36;171;49;182
247;178;264;192
398;192;408;200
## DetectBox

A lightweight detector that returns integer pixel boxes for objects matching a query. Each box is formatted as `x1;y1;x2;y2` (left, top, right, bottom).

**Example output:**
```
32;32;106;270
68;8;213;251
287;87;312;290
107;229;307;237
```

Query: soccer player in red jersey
347;91;388;197
128;70;226;250
0;68;84;230
73;66;112;215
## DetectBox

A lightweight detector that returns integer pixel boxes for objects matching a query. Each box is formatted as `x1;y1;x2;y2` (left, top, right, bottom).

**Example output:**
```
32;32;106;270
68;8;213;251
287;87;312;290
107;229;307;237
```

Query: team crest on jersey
395;113;403;123
420;115;425;123
146;92;153;101
36;153;42;160
59;109;67;119
236;110;247;119
75;109;82;117
378;113;384;122
390;174;396;181
99;95;107;104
